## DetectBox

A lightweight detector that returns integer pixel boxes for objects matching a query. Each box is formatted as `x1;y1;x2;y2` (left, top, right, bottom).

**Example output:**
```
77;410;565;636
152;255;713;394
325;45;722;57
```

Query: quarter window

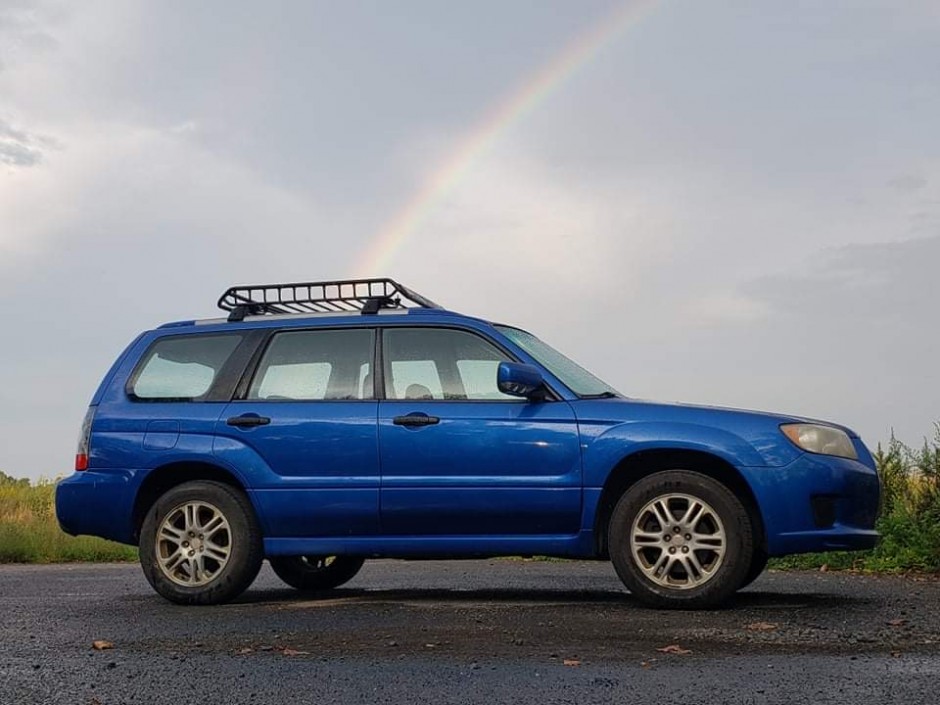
383;328;517;401
132;334;243;401
248;329;374;401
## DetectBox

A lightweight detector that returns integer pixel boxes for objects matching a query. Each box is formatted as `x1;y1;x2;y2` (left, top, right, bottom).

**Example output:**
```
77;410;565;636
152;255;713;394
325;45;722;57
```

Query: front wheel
269;556;365;592
608;470;754;609
741;548;769;589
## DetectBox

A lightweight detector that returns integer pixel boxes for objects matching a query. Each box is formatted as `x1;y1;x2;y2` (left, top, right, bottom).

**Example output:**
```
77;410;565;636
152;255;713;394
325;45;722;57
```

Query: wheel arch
131;461;257;542
592;448;765;559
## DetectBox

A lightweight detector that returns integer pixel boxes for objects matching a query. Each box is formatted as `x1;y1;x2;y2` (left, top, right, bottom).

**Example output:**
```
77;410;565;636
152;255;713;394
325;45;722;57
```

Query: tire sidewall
139;481;263;605
609;470;754;609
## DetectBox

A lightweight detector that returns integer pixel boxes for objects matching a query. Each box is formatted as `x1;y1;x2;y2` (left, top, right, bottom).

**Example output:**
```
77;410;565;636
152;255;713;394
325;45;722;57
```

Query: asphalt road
1;560;938;705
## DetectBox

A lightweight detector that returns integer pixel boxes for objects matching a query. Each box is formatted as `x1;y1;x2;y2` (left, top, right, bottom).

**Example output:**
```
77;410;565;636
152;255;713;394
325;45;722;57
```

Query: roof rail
217;278;442;322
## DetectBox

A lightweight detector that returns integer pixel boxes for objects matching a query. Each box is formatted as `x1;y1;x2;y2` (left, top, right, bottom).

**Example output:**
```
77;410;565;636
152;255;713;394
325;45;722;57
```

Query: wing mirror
497;362;545;400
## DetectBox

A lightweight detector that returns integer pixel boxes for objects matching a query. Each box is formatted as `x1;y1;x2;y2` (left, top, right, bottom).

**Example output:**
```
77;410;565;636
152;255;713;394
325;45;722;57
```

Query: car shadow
231;586;875;611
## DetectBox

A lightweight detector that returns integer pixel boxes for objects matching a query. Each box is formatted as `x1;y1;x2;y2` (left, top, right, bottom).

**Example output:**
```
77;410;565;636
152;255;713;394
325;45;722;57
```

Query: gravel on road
1;560;938;705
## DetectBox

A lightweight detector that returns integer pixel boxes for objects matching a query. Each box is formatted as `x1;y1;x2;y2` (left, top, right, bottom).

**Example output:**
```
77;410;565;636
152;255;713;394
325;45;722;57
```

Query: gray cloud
0;2;59;72
721;236;940;445
746;235;939;321
0;119;57;167
888;174;928;192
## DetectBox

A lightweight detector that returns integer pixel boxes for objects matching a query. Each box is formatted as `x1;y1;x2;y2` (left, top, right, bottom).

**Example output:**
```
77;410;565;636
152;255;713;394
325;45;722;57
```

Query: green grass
0;474;137;563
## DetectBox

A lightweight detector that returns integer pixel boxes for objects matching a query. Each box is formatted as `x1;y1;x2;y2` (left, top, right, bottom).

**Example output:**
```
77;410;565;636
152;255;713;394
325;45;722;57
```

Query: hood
569;396;859;467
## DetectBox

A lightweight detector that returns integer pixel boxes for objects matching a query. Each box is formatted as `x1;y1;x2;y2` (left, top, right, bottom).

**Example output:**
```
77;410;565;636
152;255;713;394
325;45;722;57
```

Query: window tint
248;329;374;401
390;360;443;399
496;326;620;398
132;334;243;401
383;328;517;401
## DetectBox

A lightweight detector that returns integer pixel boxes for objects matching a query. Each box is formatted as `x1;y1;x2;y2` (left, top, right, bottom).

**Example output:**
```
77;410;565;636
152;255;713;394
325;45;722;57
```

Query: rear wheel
139;481;263;605
269;555;365;591
608;470;754;609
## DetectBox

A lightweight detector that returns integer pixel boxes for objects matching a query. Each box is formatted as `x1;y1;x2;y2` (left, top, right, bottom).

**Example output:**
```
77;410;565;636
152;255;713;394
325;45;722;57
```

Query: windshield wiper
580;391;619;399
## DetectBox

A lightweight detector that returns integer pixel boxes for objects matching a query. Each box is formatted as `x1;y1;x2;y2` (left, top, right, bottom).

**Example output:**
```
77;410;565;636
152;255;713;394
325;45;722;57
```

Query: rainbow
353;0;660;278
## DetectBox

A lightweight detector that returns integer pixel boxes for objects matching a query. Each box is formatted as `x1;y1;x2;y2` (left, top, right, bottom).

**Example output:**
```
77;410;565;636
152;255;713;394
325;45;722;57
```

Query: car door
214;326;380;538
378;326;582;536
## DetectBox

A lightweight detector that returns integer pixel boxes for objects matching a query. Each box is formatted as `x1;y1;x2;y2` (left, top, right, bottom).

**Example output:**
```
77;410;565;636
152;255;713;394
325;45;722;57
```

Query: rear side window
248;328;374;401
131;334;243;401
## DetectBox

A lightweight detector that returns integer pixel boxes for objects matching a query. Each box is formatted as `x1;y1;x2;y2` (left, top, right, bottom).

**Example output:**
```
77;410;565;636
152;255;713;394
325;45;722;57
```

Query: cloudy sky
1;0;938;480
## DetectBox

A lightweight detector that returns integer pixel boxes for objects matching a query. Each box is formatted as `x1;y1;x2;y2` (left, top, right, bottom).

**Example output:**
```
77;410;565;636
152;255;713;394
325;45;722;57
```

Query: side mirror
497;362;545;399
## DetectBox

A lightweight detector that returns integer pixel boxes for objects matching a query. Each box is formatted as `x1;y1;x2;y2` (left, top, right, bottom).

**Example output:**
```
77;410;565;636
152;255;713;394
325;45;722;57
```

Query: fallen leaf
424;643;438;649
891;651;902;658
281;648;309;657
886;619;907;627
235;647;254;656
563;659;581;667
746;622;778;632
656;644;692;655
819;564;829;572
640;661;651;669
91;640;114;651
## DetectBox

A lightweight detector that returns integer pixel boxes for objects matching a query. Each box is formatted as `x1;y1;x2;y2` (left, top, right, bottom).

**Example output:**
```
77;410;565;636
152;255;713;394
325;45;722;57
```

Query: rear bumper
55;471;136;545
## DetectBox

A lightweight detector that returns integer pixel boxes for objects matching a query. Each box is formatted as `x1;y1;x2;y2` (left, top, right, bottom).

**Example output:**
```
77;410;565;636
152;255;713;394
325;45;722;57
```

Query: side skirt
264;531;596;558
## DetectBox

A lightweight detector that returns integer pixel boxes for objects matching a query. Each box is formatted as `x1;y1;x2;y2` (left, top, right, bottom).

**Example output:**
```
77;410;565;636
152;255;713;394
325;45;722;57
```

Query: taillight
75;406;96;472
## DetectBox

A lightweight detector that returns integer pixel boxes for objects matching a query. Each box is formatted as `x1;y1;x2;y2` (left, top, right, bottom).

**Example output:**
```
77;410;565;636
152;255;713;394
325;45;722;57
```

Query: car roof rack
217;277;442;322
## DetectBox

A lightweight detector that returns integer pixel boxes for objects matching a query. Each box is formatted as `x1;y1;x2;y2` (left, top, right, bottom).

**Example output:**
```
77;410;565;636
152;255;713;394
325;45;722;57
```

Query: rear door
378;326;582;536
214;327;380;538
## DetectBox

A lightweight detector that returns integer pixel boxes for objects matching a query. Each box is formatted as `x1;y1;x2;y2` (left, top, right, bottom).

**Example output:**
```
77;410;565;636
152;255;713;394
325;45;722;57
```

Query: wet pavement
1;560;938;704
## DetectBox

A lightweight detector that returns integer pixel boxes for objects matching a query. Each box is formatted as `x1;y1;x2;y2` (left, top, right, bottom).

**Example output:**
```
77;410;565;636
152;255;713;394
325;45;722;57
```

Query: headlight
781;423;857;460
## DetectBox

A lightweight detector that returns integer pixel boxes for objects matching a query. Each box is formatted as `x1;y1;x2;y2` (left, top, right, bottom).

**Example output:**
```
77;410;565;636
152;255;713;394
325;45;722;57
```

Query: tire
269;555;365;592
741;548;769;589
139;480;264;605
608;470;754;609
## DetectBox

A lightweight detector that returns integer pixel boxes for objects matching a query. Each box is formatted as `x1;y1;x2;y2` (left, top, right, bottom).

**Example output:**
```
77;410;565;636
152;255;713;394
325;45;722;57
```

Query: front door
378;326;582;536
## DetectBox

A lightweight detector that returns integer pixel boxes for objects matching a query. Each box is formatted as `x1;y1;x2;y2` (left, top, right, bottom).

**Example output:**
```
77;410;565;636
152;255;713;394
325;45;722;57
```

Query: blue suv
56;278;880;608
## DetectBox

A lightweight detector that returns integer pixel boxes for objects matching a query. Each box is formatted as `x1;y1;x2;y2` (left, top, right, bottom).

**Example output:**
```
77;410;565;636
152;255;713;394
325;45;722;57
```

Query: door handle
226;414;271;427
393;413;440;427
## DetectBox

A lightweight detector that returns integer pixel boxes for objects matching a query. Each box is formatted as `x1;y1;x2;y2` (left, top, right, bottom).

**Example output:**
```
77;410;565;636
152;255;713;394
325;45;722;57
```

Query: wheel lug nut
182;541;189;548
188;550;195;556
685;534;692;541
673;527;681;533
663;534;671;541
669;547;676;554
682;546;689;553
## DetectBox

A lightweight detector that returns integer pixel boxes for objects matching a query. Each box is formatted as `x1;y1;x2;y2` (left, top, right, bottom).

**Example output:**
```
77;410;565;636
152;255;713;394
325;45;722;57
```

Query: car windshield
495;326;621;399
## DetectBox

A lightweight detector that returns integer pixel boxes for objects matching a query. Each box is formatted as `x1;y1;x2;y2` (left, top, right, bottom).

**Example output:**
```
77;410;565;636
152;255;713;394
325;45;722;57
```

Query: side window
383;328;517;401
248;329;374;401
132;334;243;401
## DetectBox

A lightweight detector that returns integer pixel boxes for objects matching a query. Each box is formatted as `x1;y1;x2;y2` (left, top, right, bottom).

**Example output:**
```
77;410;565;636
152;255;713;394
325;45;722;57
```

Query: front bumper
741;440;881;556
55;470;136;545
